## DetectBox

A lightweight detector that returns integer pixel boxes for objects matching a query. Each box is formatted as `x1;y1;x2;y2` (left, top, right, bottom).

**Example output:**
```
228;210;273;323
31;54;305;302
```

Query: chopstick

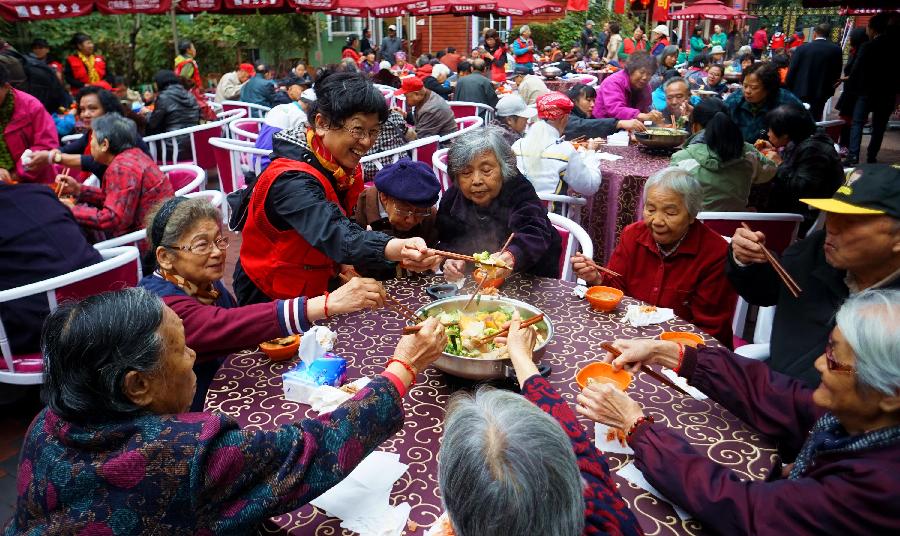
475;313;544;346
670;114;677;129
600;342;691;396
403;321;458;334
338;271;421;322
463;273;489;311
55;167;71;197
427;249;478;263
583;257;622;278
499;233;515;255
740;223;802;298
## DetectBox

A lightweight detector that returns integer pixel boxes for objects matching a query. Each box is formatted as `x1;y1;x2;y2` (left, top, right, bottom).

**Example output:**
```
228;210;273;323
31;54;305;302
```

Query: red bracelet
386;357;418;386
626;415;654;441
323;291;330;318
672;343;685;373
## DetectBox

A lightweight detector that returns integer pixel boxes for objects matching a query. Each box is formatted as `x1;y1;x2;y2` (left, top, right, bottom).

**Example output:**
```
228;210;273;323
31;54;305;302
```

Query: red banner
613;0;626;15
651;0;668;22
0;0;93;21
96;0;171;14
179;0;221;12
566;0;588;11
223;0;283;9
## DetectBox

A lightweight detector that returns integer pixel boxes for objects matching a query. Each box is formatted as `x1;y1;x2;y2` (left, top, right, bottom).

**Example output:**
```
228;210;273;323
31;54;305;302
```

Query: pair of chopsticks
582;257;622;278
740;223;802;298
428;249;477;263
402;321;458;334
600;342;690;396
474;313;544;347
463;233;515;311
55;167;70;197
338;271;421;323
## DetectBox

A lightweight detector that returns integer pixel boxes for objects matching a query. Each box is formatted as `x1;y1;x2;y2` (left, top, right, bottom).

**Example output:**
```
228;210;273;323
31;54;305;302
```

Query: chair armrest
734;343;770;361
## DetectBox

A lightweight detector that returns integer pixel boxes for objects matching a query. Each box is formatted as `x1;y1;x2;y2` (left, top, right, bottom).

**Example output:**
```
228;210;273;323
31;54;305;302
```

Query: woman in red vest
483;29;508;84
64;33;110;97
233;71;440;305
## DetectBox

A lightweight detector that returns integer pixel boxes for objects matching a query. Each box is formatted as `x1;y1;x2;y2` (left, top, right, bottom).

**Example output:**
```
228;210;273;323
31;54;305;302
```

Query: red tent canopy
0;0;95;21
667;0;754;21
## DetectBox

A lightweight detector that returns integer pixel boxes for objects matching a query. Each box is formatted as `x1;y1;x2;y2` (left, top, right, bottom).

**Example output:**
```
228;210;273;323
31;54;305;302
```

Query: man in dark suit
786;23;843;122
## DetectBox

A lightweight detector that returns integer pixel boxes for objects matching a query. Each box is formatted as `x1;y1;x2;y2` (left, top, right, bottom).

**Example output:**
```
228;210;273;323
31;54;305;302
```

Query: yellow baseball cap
801;164;900;219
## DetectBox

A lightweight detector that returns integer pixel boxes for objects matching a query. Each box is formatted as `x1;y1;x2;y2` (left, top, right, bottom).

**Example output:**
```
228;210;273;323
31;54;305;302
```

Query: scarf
788;413;900;479
157;269;220;305
77;51;100;83
0;90;15;173
273;125;361;192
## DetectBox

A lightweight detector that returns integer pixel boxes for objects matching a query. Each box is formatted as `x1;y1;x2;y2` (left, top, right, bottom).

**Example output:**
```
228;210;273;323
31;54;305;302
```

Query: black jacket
453;73;498;108
760;130;843;234
786;38;843;104
146;84;201;157
423;76;452;100
233;136;394;305
727;231;900;386
846;33;899;100
563;106;620;140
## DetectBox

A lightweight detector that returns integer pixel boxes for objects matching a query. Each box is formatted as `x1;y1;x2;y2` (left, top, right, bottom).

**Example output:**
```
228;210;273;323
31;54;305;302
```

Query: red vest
175;57;203;89
240;158;361;300
66;54;106;86
515;37;535;64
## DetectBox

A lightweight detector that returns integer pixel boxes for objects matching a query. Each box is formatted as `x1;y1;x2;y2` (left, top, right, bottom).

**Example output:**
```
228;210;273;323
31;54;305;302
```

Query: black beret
373;159;440;207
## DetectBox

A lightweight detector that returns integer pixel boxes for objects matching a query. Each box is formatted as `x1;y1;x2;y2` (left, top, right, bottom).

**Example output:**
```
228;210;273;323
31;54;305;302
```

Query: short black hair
771;53;790;69
307;71;388;128
153;69;182;91
609;22;621;34
567;83;596;102
766;103;816;143
447;47;456;53
76;86;124;116
743;62;782;102
814;23;831;37
436;50;446;59
693;98;744;162
869;12;889;35
42;288;165;424
458;60;472;73
689;53;709;69
177;39;193;55
31;38;50;49
71;32;92;47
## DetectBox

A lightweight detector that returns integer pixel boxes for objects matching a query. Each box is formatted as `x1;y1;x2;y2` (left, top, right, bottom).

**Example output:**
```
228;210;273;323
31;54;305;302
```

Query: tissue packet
283;352;348;405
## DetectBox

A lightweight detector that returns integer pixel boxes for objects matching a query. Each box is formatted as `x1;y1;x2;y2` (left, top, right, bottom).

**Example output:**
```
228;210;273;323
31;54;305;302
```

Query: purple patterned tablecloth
205;275;776;536
586;145;671;264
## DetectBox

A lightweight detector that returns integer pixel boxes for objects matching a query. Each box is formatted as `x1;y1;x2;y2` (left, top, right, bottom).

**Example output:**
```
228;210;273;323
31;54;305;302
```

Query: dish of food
659;331;705;348
576;361;632;390
643;127;688;137
425;306;546;359
585;286;624;312
259;334;301;361
472;251;509;268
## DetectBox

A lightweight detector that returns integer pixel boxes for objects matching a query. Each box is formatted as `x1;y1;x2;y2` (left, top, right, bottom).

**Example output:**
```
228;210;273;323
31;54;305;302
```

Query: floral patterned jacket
5;376;403;535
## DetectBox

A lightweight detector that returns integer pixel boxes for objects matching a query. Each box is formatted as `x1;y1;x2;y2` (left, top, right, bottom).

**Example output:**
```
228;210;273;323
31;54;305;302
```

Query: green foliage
527;5;638;51
7;11;313;86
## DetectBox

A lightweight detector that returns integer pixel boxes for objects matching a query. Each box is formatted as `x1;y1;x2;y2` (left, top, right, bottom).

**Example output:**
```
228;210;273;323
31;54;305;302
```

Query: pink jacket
4;89;58;183
592;69;652;121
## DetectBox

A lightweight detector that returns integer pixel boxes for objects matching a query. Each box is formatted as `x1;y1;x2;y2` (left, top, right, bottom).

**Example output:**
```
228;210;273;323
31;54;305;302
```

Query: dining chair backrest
432;148;451;192
394;94;407;113
538;192;588;225
143;108;247;169
359;136;442;182
162;164;207;195
548;212;594;284
579;74;598;87
221;100;271;119
61;133;83;144
208;137;270;194
696;212;803;256
0;246;141;385
449;101;495;123
229;118;264;142
439;116;484;145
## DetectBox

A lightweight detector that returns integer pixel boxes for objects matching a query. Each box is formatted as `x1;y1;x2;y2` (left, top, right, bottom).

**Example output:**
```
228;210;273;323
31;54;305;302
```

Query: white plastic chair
538;192;588;224
360;136;442;175
449;101;495;123
579;74;598;87
548;212;594;284
161;164;207;196
61;133;84;144
0;246;141;385
221;100;271;119
208;137;271;194
143;108;247;168
734;305;776;361
229;118;266;142
432;148;451;191
439;116;484;145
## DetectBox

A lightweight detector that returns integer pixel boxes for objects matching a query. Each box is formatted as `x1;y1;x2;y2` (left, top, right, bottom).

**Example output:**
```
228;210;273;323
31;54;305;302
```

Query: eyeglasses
164;236;229;256
389;205;433;219
825;338;855;373
334;125;382;141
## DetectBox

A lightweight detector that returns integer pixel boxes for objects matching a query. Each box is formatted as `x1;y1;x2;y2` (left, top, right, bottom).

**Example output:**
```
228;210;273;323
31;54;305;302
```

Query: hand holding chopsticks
338;270;421;323
739;223;802;298
475;313;544;347
600;341;691;396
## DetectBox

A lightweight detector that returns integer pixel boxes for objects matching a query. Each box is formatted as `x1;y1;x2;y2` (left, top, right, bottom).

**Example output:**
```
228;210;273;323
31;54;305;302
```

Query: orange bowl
259;334;301;361
576;362;633;390
473;267;507;289
585;286;624;312
659;331;704;348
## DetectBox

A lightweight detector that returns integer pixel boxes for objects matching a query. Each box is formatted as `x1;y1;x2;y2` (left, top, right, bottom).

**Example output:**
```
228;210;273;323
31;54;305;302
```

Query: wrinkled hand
328;275;385;315
26;150;51;171
506;314;537;362
495;250;515;273
731;227;769;265
394;316;448;372
576;383;645;430
570;253;603;285
55;174;80;197
601;339;660;373
386;237;442;272
617;119;646;132
646;110;664;123
442;258;466;282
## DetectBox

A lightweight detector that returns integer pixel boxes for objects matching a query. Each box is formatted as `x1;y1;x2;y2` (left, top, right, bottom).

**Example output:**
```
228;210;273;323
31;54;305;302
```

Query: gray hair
41;288;164;424
432;63;451;79
145;197;221;252
643;166;703;218
92;113;137;155
447;126;519;183
663;76;689;91
835;289;900;396
438;388;585;536
625;51;657;75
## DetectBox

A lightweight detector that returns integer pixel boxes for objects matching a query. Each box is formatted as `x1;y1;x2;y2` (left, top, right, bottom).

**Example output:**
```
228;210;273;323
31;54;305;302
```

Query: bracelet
323;291;330;318
386;357;418;386
672;343;685;373
626;415;654;441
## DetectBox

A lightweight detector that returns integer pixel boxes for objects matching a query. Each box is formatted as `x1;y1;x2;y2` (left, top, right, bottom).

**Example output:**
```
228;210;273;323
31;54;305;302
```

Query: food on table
585;286;624;312
473;266;507;289
639;305;658;313
659;331;705;348
606;427;627;447
264;336;297;347
472;250;509;268
754;139;770;151
576;361;632;390
259;334;301;361
430;306;546;359
644;127;686;136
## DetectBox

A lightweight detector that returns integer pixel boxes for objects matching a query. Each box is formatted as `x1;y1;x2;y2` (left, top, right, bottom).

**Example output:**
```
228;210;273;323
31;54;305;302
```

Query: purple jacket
630;345;900;535
592;69;652;120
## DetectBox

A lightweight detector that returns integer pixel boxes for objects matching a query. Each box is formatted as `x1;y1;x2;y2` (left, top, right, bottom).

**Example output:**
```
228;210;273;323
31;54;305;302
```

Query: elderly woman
233;72;438;305
56;113;173;242
579;289;900;534
592;51;664;123
572;167;737;346
724;62;802;142
139;196;387;410
437;127;562;280
7;287;447;532
28;86;150;182
513;92;602;198
437;318;643;536
649;45;680;90
423;63;452;100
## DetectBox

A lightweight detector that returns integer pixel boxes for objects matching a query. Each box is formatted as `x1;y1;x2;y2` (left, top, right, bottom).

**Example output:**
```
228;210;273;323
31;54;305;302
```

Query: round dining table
205;275;776;535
